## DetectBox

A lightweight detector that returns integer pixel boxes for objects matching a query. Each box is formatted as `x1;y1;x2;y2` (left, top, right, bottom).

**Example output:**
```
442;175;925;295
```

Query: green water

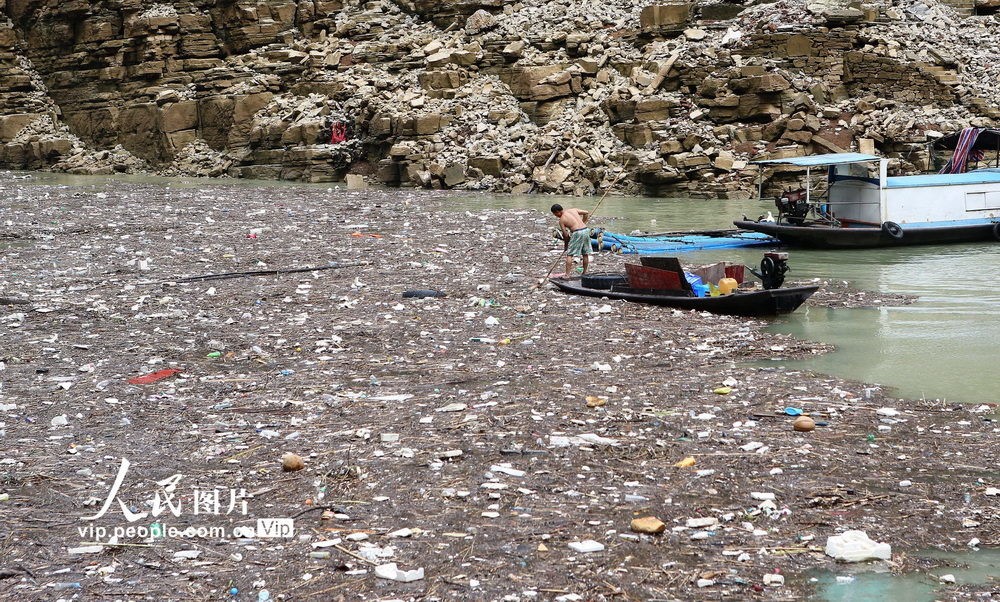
759;245;1000;405
671;242;1000;405
808;548;1000;600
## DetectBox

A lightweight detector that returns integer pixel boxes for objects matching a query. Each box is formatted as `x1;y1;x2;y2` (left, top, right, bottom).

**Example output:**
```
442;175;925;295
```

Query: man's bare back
557;207;588;233
550;204;593;276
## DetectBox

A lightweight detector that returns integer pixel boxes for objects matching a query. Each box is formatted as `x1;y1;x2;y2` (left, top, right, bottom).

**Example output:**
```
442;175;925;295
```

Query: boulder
823;8;866;26
442;162;466;187
0;113;40;142
469;156;503;177
636;161;683;184
635;99;676;122
159;101;198;133
786;34;814;57
418;70;468;92
613;123;655;147
640;4;692;30
465;9;497;33
713;151;735;171
499;67;579;101
522;98;570;126
532;164;572;191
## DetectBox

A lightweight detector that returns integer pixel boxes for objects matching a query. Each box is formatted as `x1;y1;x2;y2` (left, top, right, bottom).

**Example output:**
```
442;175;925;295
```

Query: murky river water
6;172;999;404
807;547;1000;601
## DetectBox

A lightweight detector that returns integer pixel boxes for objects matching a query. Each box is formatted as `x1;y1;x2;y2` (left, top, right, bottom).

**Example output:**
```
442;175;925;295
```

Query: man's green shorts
567;229;592;257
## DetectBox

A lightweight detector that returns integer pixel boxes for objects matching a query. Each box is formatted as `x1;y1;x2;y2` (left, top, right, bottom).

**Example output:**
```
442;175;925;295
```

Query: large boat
734;130;1000;248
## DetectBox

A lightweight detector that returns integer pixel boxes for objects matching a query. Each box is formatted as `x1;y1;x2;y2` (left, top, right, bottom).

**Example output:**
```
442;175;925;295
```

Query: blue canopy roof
750;153;881;167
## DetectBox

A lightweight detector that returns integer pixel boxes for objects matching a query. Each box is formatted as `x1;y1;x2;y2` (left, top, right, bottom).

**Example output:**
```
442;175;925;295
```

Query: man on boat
551;204;592;277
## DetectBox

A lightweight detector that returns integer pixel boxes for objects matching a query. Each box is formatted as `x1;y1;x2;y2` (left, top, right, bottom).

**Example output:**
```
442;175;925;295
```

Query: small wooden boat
551;279;818;317
550;254;818;317
735;134;1000;249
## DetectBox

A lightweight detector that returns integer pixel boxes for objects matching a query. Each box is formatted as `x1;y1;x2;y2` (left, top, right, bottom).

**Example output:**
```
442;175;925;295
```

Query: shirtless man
551;204;592;277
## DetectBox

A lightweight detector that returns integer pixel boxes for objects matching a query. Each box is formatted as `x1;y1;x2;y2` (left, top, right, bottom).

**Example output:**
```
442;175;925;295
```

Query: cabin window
965;192;1000;211
830;162;879;185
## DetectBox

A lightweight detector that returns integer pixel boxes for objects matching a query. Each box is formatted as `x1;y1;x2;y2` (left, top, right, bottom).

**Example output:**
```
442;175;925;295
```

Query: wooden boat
551;279;818;317
734;133;1000;248
550;254;818;317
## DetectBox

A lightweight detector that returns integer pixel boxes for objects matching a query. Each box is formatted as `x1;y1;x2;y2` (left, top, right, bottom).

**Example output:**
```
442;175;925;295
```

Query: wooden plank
638;256;691;291
644;51;680;93
689;262;727;286
625;263;683;290
639;255;684;272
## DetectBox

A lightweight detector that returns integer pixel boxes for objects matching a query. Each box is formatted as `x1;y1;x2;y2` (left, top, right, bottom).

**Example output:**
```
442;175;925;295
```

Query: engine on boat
748;252;789;290
776;188;809;225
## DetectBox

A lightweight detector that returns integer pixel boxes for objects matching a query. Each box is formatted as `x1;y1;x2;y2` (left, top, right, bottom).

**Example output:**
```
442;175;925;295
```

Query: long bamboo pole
532;168;629;289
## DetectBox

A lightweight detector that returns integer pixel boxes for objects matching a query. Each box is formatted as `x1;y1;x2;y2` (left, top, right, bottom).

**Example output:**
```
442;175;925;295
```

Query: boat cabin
752;148;1000;229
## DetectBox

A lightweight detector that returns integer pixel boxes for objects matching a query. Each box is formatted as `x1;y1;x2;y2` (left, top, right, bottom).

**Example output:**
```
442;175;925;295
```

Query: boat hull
551;279;819;317
734;220;1000;249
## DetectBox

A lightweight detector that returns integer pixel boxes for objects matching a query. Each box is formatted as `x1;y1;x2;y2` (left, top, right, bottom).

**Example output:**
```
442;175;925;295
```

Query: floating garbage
568;540;605;553
631;516;666;534
127;368;181;385
825;530;892;562
374;563;424;582
763;573;784;586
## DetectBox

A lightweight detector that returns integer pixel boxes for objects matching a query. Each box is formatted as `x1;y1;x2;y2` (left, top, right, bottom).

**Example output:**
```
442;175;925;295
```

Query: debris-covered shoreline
0;177;994;601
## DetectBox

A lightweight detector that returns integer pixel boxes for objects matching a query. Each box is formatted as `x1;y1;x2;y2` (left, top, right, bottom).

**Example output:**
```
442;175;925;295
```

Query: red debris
127;369;181;385
330;122;347;144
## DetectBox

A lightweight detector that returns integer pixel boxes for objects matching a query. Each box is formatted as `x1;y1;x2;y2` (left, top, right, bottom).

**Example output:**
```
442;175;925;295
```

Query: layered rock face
0;0;998;196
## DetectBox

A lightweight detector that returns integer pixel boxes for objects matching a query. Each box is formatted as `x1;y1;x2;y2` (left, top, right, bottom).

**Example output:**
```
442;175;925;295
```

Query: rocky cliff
1;0;999;196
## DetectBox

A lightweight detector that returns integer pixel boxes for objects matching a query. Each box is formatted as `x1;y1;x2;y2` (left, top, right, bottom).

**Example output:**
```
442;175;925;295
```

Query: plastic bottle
54;582;81;590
